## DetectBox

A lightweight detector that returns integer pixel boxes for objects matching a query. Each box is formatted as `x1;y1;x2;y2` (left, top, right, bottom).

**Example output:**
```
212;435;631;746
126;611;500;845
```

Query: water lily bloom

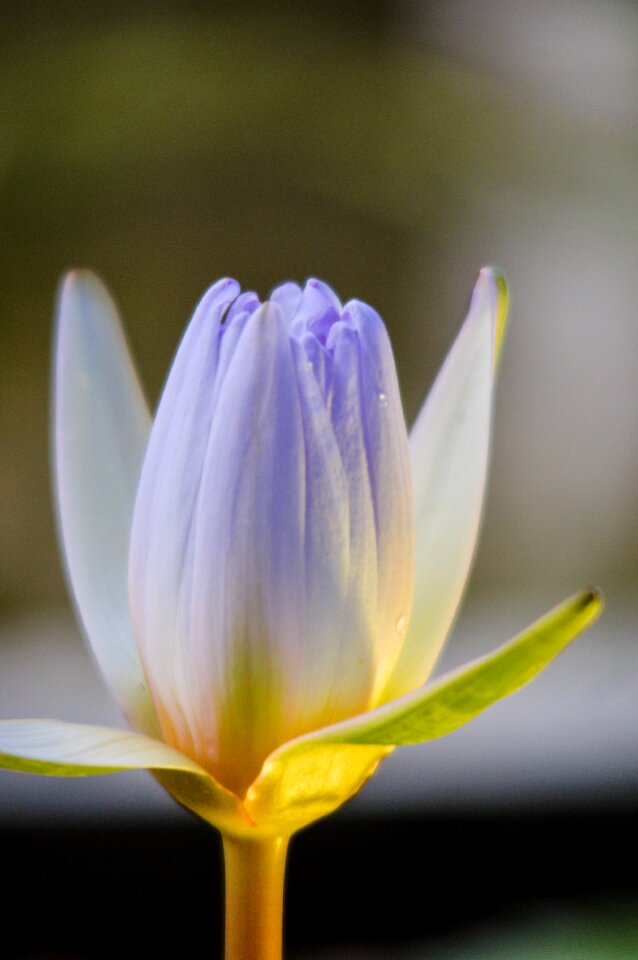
0;269;601;959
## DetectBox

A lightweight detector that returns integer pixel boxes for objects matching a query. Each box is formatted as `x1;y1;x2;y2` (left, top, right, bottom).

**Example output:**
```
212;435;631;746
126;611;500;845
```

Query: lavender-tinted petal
300;331;332;400
292;278;341;343
269;281;302;322
186;304;308;794
342;300;415;702
129;278;240;755
289;336;378;734
323;323;380;697
305;277;342;312
225;291;259;324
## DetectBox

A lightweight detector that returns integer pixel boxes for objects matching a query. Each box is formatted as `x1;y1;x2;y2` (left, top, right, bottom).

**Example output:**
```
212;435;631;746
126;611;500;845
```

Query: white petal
343;301;415;702
54;271;158;735
381;268;507;701
0;718;209;774
0;719;248;831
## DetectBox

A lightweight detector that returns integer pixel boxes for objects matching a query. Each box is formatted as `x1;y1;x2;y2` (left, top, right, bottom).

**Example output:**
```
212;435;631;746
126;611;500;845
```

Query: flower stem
222;833;289;960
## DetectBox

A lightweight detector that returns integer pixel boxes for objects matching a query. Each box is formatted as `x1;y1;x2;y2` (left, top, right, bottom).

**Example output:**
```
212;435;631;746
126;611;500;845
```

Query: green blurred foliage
0;1;629;609
433;903;638;960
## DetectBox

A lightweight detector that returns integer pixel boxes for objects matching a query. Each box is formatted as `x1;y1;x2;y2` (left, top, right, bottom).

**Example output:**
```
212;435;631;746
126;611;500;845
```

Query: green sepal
0;719;255;834
281;589;602;748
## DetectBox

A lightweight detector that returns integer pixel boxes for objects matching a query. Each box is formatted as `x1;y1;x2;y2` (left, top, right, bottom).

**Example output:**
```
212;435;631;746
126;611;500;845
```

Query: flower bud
129;278;414;795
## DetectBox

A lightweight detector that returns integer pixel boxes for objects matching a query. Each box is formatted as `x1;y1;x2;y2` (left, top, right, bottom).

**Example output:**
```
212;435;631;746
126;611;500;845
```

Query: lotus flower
0;269;601;959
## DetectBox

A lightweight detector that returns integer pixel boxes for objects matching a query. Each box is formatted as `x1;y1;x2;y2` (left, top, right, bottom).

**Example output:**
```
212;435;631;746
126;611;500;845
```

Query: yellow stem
222;833;289;960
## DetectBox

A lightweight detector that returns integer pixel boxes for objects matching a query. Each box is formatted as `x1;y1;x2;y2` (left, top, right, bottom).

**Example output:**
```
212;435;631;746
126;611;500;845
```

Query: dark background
1;1;638;956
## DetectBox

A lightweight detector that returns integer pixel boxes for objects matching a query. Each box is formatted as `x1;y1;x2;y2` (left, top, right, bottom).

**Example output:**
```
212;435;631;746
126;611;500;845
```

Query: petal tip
257;299;285;323
56;269;116;334
478;264;504;282
581;586;604;616
59;267;106;297
474;266;508;363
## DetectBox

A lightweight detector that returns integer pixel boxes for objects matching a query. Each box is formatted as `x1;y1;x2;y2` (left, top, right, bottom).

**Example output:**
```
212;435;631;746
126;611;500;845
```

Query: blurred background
1;0;638;956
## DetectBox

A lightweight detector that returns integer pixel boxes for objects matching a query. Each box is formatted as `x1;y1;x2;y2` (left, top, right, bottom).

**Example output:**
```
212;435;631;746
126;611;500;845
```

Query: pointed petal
382;268;508;700
276;589;602;747
54;271;158;735
0;719;251;833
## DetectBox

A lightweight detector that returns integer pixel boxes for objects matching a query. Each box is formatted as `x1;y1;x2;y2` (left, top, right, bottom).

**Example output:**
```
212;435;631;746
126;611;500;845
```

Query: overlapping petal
129;283;416;796
128;278;242;771
289;332;373;736
31;266;601;844
186;302;309;793
256;588;601;754
342;300;415;702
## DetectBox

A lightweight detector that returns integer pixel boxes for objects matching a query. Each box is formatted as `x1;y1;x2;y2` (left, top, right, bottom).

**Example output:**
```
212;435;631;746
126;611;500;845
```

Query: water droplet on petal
395;615;407;637
379;391;388;407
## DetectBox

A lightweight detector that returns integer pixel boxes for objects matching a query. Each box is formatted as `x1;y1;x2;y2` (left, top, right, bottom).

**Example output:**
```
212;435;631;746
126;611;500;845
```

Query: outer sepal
280;589;602;748
383;268;508;701
54;271;158;736
0;718;255;835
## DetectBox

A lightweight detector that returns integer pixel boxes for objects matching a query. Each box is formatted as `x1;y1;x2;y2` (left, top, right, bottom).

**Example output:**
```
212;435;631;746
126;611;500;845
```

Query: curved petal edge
383;267;509;700
54;271;159;736
0;719;252;833
274;588;602;747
